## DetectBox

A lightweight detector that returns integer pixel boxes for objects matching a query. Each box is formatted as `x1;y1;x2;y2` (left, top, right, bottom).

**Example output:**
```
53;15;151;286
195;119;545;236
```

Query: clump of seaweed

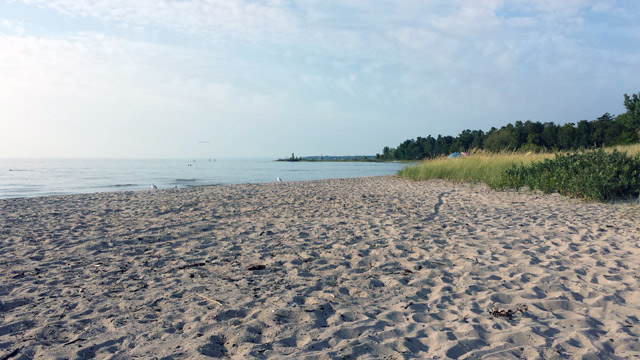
489;304;528;320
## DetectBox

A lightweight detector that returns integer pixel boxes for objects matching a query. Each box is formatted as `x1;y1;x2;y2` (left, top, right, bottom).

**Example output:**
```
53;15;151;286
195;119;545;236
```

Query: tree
434;135;454;157
541;122;558;149
592;113;613;147
557;123;576;150
416;136;436;159
620;92;640;143
514;120;526;148
611;113;638;145
483;128;517;152
382;146;391;159
575;120;593;148
523;121;544;146
470;130;485;150
451;129;477;152
379;90;640;159
624;92;640;117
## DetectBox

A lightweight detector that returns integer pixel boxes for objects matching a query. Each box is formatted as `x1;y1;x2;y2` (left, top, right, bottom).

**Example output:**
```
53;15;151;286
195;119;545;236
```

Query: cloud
2;0;639;157
0;28;372;158
0;18;26;35
20;0;300;41
0;31;284;157
14;0;636;75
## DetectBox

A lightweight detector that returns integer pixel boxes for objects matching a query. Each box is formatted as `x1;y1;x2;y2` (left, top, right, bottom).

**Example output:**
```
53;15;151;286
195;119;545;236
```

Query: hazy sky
1;0;639;159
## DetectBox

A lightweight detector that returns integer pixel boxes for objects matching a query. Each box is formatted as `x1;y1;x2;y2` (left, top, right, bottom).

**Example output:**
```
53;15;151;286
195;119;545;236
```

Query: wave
175;178;196;182
113;183;138;187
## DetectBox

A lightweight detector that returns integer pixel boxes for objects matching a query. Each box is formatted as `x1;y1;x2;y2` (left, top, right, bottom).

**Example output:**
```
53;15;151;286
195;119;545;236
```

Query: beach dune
1;176;639;359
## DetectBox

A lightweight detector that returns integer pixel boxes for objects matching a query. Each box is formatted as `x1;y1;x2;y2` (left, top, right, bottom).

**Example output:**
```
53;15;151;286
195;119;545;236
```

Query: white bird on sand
151;183;158;190
277;177;282;182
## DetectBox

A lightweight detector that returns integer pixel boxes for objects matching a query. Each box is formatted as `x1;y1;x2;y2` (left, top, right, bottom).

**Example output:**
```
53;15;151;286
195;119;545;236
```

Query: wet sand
1;176;639;359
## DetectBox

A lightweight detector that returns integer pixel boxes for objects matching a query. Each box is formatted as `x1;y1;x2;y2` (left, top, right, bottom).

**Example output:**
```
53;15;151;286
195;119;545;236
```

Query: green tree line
377;92;640;160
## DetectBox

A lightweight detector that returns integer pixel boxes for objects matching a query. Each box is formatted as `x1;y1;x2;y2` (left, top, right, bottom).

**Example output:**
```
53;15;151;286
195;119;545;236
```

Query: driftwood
195;293;223;307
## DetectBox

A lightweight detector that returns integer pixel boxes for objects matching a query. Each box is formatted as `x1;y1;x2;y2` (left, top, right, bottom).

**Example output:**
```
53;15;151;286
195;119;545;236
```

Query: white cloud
12;0;626;76
20;0;299;40
0;32;292;157
2;0;639;157
0;29;373;158
0;18;26;35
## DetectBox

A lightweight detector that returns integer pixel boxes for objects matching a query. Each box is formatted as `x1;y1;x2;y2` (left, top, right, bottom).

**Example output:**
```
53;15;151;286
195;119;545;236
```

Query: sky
1;0;639;159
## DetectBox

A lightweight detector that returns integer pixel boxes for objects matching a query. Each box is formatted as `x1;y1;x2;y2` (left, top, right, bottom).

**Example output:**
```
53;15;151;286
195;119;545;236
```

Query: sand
1;176;640;359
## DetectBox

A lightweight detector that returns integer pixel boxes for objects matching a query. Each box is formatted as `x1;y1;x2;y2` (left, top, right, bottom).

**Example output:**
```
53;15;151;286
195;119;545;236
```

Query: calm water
0;158;407;199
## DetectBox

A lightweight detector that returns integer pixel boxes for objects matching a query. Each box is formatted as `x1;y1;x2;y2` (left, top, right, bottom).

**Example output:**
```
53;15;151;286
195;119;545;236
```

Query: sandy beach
1;176;639;359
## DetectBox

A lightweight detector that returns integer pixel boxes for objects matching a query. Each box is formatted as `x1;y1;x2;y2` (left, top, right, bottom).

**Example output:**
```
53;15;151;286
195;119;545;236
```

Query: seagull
277;177;282;182
151;183;158;190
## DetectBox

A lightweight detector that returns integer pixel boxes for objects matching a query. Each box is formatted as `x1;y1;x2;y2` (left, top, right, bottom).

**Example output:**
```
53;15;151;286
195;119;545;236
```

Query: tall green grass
398;151;553;188
399;145;640;201
609;143;640;156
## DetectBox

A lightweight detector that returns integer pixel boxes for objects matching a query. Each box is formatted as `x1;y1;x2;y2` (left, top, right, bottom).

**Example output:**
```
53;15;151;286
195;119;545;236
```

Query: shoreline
0;159;407;200
1;176;639;359
0;175;394;201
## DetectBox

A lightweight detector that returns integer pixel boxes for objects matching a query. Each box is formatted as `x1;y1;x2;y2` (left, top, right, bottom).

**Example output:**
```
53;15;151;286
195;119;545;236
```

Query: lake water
0;158;408;199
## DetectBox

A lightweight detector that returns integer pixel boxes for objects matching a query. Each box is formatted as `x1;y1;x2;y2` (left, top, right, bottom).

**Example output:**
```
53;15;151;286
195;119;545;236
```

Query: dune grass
399;144;640;202
609;143;640;156
398;150;553;188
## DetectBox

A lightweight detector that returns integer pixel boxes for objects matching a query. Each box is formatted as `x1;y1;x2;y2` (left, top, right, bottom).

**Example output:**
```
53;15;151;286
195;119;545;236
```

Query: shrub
498;149;640;201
